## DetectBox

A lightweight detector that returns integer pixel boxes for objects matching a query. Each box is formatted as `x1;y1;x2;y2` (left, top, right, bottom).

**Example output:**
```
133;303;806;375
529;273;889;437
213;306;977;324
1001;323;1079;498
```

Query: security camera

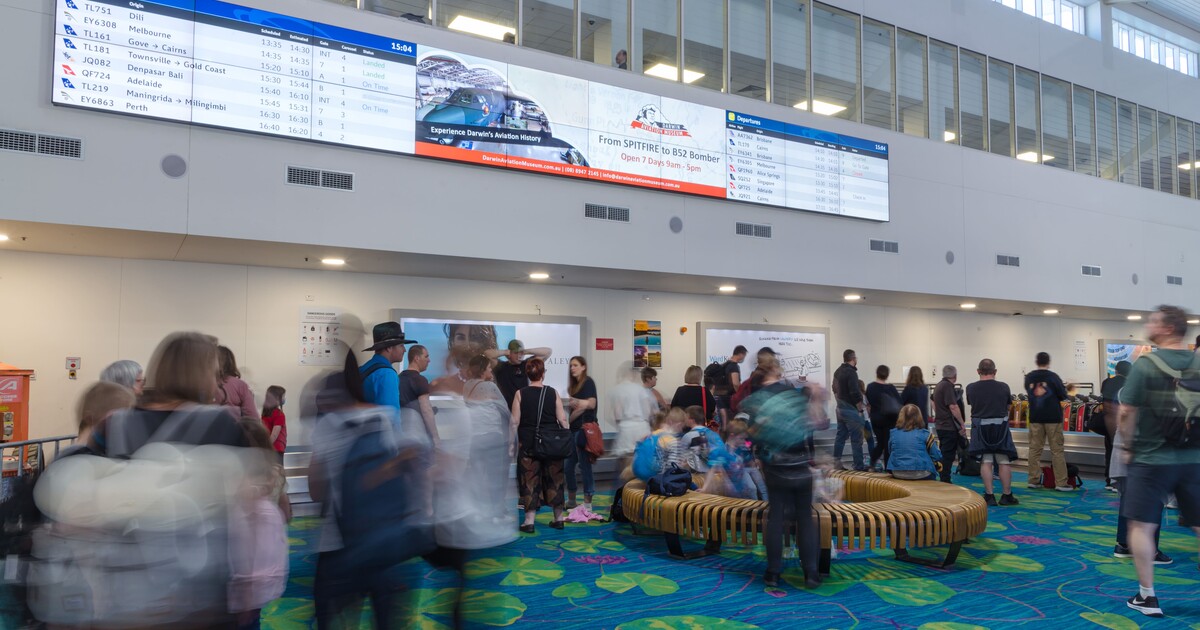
587;18;596;26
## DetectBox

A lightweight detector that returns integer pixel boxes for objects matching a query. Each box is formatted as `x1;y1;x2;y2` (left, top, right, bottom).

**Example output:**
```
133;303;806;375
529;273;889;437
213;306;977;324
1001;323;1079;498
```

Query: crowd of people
5;304;1200;626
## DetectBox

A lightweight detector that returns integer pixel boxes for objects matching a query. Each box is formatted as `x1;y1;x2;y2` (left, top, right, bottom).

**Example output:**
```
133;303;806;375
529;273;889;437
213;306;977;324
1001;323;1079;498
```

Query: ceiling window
990;0;1085;36
1112;20;1200;79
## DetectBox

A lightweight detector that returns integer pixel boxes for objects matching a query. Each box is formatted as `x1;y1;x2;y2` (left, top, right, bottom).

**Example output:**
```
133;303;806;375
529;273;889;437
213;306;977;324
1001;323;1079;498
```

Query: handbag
582;421;604;461
925;431;943;474
647;462;691;497
532;387;572;460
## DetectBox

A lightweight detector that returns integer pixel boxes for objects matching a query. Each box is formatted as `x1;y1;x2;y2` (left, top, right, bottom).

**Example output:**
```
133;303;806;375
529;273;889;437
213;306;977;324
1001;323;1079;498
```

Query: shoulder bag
532;387;573;460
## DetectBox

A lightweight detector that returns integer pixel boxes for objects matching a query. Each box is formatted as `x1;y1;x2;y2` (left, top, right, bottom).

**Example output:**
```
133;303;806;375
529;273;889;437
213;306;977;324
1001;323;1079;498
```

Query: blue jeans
833;407;867;468
565;427;595;497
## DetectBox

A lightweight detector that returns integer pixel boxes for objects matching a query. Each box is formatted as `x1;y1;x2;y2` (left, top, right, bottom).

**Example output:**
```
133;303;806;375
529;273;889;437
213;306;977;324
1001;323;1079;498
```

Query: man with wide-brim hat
360;322;418;410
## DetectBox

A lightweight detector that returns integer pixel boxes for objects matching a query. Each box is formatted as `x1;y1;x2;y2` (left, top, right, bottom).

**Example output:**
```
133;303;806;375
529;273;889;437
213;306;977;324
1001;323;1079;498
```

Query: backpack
1143;353;1200;448
632;434;662;481
956;441;981;476
329;410;435;576
609;480;630;522
647;462;691;497
27;407;239;627
704;362;731;394
1040;464;1083;489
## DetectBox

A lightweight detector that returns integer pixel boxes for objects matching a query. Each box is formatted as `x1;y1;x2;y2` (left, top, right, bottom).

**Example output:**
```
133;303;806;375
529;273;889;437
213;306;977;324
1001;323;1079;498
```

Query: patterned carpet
265;475;1200;629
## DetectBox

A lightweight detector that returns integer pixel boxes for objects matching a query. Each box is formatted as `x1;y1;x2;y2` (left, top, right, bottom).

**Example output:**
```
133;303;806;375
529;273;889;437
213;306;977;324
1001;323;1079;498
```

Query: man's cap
363;322;418;352
507;339;525;353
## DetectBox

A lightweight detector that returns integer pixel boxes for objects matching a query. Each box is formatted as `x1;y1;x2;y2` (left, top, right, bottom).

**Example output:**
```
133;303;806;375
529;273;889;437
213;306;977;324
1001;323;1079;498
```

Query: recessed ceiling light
844;294;862;301
0;234;8;242
643;63;705;83
943;131;957;142
1179;162;1200;170
1127;314;1143;321
718;285;737;292
1017;151;1055;163
320;258;345;266
960;303;976;309
1043;309;1059;315
793;100;847;116
529;272;550;280
446;15;515;40
1189;319;1200;324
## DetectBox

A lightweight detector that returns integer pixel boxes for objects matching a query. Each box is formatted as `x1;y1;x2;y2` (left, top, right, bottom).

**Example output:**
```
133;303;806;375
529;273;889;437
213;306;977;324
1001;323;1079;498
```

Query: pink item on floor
566;505;605;523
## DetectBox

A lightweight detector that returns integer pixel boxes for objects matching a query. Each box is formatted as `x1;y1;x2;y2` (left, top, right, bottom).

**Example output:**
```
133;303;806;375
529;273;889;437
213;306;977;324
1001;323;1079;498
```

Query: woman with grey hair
99;359;144;395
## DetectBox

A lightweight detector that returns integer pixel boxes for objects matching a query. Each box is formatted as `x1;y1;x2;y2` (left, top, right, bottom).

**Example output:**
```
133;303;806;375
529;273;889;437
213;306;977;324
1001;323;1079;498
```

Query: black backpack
647;463;692;497
704;362;730;393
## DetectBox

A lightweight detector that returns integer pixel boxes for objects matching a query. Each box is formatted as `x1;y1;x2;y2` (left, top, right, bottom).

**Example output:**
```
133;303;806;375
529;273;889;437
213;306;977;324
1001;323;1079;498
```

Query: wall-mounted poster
633;320;662;368
698;322;830;388
299;307;344;366
393;309;584;395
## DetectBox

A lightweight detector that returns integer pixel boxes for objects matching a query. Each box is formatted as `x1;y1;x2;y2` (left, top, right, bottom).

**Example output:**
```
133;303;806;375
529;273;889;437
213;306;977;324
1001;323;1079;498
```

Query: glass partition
1117;99;1138;185
960;50;987;151
897;30;927;138
365;0;429;22
1041;75;1071;170
771;0;809;110
1180;119;1196;198
1072;86;1095;176
1158;113;1176;194
811;2;860;121
684;0;726;91
929;40;958;144
523;0;575;57
729;0;768;100
988;59;1015;157
438;0;517;43
636;0;678;79
581;0;629;69
862;19;895;130
1014;67;1040;162
1137;106;1157;189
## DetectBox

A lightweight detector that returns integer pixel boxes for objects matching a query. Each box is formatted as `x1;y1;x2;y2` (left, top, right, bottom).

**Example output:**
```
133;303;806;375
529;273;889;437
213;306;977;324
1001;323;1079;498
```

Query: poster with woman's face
400;317;582;393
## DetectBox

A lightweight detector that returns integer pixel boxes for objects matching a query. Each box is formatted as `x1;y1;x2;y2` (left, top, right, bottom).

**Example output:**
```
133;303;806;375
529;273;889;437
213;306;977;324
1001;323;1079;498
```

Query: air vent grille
996;254;1020;267
1168;275;1183;286
735;221;772;238
0;129;37;153
583;203;630;223
1082;265;1102;277
869;239;899;253
287;166;353;191
0;128;82;158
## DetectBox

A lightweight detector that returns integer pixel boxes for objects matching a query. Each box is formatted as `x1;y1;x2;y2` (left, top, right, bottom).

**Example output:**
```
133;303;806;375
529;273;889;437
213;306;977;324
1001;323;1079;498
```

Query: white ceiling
1143;0;1200;37
0;219;1159;322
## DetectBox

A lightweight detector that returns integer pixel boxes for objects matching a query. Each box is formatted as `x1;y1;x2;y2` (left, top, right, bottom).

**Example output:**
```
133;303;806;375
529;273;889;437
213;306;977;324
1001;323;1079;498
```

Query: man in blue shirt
360;321;418;410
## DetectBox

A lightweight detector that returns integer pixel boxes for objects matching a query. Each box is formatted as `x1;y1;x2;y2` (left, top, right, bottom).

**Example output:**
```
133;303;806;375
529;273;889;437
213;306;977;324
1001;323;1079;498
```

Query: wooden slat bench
620;470;988;574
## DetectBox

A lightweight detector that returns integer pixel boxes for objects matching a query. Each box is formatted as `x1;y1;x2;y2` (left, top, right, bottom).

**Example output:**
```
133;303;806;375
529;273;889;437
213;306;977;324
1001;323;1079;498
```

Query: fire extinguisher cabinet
0;363;32;444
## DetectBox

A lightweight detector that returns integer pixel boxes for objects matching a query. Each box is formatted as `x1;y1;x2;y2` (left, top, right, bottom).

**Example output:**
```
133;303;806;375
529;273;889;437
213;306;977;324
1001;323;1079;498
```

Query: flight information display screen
52;0;889;221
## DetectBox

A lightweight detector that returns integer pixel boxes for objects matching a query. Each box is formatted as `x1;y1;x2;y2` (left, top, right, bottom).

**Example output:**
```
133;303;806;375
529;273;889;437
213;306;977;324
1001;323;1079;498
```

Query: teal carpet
266;476;1200;629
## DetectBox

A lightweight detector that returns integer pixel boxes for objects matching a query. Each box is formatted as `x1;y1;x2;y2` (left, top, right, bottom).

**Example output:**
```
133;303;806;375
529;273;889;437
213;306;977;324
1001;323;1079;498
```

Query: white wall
2;0;1199;316
0;249;1148;442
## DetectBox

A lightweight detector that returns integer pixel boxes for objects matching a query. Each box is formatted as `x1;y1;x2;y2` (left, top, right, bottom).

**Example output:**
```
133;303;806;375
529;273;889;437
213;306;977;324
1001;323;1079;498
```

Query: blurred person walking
642;367;668;411
611;364;654;479
511;358;570;534
1117;305;1200;618
462;355;518;544
99;359;144;395
564;356;598;510
1100;360;1133;490
217;346;258;419
866;365;901;470
229;420;289;630
260;385;287;464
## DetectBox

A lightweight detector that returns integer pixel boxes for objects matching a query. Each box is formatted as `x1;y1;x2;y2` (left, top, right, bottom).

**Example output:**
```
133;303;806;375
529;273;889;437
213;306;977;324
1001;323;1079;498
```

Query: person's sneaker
1026;482;1041;489
1127;594;1163;617
1165;498;1178;509
1113;544;1132;558
1055;486;1075;492
984;494;997;506
763;571;780;587
1104;483;1117;492
999;493;1019;506
1154;551;1173;565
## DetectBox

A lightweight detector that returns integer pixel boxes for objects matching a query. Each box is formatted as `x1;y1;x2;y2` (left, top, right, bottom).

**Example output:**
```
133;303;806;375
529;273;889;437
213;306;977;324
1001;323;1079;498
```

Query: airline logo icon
63;10;77;21
62;51;75;61
59;90;73;101
64;25;78;36
61;78;76;88
65;0;78;8
630;105;691;138
63;37;77;49
61;65;76;75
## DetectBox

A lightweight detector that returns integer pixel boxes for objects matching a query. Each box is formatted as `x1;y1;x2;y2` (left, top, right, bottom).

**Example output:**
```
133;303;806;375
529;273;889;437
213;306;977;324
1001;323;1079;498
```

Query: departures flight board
51;0;889;221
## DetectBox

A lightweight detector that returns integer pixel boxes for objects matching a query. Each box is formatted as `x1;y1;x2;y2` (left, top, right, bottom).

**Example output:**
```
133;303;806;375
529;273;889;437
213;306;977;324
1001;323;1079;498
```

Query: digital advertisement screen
52;0;889;220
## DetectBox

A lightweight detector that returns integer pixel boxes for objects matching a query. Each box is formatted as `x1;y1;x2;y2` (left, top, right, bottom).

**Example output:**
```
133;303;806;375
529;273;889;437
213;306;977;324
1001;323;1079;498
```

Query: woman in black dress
670;365;717;424
510;358;569;534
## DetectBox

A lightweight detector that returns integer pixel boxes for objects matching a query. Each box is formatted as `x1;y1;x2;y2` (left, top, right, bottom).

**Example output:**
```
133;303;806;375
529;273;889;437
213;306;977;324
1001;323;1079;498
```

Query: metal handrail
1;435;78;477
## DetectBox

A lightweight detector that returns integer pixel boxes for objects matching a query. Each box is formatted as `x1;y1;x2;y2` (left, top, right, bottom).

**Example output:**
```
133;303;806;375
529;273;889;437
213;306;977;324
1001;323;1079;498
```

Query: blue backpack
331;411;435;575
632;433;662;481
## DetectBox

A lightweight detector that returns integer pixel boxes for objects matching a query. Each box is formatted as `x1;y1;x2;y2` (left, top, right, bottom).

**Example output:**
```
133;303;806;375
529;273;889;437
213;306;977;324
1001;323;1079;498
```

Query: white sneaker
1055;486;1075;492
1165;499;1178;509
1027;483;1041;489
583;502;593;512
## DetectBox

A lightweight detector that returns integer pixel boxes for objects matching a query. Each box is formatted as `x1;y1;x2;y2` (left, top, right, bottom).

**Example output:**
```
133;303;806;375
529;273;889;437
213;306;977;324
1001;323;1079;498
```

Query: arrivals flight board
52;0;889;221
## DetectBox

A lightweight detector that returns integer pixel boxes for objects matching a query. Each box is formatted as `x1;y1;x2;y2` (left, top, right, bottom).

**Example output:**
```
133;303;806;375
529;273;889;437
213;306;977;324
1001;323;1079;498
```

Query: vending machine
0;363;31;444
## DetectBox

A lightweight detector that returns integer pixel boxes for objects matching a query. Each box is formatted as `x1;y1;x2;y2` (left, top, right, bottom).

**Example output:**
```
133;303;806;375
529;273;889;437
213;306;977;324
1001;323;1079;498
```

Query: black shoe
763;571;780;587
549;520;565;530
999;493;1019;506
1113;544;1131;558
984;494;997;506
1154;551;1173;565
1127;594;1163;617
804;575;822;589
519;524;535;534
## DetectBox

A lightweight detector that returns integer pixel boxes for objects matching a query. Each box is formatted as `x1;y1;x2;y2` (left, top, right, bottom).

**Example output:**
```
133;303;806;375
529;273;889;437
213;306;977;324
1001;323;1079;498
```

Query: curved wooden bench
620;470;988;573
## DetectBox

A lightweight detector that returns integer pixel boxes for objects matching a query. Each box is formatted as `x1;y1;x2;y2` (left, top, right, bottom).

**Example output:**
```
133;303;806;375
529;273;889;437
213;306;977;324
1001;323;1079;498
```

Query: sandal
549;520;565;530
519;524;535;534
